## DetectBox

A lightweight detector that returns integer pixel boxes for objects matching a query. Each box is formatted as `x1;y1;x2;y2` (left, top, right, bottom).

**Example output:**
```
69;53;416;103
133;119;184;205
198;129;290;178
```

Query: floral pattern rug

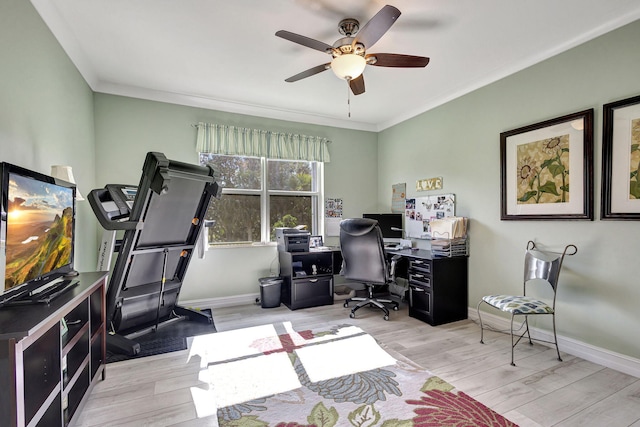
198;322;517;427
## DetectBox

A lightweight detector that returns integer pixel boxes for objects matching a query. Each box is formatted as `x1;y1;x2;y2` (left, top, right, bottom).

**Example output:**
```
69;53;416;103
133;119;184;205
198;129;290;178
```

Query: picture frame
601;95;640;220
500;109;594;220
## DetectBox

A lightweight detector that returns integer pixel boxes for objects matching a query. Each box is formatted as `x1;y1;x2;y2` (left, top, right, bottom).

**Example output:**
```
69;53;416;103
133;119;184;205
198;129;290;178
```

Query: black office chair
339;218;401;321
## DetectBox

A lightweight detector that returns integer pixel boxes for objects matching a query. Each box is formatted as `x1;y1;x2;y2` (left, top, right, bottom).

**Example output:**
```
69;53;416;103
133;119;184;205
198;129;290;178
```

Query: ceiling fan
275;4;430;96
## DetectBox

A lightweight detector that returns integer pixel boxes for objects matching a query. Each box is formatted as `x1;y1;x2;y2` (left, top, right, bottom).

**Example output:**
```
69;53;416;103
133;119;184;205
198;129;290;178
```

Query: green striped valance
195;122;331;162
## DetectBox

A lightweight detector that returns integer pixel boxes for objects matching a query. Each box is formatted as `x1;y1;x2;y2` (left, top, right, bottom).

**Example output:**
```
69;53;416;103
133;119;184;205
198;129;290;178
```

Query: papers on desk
384;244;404;251
429;217;468;257
310;246;332;252
429;217;467;240
431;238;468;257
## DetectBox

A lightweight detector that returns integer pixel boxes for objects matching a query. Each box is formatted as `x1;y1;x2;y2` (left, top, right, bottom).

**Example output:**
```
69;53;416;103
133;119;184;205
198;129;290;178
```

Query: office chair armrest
389;255;402;280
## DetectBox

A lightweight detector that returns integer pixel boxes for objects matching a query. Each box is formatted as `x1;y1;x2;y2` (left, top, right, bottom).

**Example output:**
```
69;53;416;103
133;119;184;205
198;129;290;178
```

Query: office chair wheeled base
344;293;399;321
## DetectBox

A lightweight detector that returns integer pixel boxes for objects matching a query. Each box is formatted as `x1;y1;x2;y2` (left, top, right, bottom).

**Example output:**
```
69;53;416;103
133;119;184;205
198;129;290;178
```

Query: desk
279;247;468;325
388;248;468;326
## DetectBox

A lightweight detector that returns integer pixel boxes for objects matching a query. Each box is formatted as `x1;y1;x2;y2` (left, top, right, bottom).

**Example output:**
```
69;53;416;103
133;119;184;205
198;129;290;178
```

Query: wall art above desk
500;109;594;220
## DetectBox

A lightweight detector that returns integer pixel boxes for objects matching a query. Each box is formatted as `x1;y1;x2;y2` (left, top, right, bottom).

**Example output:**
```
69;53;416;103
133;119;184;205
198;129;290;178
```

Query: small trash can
258;277;282;308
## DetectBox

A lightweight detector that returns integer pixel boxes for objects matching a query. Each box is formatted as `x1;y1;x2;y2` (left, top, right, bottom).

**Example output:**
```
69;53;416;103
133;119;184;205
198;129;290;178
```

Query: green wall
93;94;378;300
0;0;97;272
378;20;640;358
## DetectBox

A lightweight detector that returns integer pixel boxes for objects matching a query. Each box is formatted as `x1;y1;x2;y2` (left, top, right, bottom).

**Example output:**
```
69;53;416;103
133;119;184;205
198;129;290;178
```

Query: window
199;153;323;245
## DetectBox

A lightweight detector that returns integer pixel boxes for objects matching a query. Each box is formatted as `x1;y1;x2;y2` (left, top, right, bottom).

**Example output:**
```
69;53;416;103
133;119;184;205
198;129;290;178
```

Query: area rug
185;322;518;426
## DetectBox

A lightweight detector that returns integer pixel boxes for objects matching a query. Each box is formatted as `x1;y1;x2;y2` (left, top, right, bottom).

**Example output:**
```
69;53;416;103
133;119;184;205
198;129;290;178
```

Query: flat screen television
362;213;403;239
0;162;76;306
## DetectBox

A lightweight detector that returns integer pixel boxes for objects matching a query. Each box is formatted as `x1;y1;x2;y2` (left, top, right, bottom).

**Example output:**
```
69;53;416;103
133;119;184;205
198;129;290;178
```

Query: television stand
0;272;107;427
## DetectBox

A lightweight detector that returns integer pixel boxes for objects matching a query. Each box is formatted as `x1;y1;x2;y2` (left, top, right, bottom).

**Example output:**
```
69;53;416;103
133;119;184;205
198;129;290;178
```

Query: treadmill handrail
88;188;144;231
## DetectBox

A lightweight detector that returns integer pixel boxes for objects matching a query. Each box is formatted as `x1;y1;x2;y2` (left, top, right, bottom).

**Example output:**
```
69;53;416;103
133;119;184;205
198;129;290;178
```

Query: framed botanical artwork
500;109;594;220
601;94;640;220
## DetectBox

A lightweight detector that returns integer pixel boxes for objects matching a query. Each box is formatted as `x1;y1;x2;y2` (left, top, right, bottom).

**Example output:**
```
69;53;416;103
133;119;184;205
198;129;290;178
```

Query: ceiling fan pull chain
347;80;351;118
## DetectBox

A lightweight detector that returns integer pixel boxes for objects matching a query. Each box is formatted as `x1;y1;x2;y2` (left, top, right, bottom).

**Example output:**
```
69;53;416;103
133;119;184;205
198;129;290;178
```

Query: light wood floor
76;302;640;427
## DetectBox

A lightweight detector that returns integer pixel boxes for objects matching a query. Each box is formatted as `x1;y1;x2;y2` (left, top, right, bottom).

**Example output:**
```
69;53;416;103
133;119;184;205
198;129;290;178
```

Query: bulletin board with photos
405;194;456;239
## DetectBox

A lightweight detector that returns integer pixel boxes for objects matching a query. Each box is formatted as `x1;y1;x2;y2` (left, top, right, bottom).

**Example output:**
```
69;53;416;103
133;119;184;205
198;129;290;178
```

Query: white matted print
500;110;594;220
602;95;640;219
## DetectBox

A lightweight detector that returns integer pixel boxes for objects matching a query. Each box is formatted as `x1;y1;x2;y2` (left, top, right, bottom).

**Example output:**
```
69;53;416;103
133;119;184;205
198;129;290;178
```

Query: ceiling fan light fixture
331;54;366;81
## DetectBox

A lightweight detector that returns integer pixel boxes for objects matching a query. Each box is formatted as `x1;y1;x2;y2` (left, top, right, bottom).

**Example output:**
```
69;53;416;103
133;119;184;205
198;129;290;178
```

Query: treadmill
88;152;221;355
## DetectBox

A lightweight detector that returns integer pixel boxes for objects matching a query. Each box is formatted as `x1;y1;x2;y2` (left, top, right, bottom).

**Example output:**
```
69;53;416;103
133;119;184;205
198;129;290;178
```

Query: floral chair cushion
482;295;554;314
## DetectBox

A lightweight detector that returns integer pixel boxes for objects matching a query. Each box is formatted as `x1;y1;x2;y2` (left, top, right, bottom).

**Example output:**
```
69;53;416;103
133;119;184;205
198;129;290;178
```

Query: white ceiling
31;0;640;132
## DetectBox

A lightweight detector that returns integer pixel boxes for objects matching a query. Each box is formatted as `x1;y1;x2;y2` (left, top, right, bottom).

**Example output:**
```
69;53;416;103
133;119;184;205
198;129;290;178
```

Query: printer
275;227;310;252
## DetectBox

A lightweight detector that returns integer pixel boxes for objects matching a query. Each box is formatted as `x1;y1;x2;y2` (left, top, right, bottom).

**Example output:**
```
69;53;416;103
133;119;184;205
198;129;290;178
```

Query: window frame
202;154;324;246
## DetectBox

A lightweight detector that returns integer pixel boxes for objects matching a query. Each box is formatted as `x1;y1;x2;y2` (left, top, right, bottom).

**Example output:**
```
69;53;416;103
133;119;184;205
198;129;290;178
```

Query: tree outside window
199;153;321;245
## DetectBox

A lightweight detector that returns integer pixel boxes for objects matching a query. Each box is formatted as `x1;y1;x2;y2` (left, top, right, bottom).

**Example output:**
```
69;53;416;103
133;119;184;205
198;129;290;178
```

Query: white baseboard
181;293;261;310
469;307;640;379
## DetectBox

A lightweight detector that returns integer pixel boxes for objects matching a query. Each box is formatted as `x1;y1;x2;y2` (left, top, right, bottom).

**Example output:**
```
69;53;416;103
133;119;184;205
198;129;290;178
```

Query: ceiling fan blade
353;5;401;49
367;53;430;68
275;30;334;53
285;63;331;82
349;75;365;95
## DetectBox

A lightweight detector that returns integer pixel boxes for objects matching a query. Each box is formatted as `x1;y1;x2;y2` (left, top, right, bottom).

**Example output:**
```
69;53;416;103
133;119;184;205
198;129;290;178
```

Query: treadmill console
88;184;139;229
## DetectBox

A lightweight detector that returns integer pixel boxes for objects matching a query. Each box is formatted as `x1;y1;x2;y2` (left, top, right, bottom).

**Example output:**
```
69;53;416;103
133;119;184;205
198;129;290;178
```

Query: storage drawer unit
287;276;333;310
406;255;468;326
408;258;432;323
279;251;334;310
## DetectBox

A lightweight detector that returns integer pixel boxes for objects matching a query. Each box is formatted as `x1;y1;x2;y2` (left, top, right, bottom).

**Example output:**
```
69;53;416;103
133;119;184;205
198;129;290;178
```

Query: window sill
207;242;277;249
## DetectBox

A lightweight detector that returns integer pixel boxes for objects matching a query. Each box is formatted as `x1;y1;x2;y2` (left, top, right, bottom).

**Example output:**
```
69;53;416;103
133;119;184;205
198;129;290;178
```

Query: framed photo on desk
309;235;323;248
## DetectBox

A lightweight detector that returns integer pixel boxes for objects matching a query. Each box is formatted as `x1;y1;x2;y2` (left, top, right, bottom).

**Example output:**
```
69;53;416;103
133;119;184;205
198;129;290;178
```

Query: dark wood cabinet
0;272;107;427
405;254;468;325
383;249;468;326
279;251;334;310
